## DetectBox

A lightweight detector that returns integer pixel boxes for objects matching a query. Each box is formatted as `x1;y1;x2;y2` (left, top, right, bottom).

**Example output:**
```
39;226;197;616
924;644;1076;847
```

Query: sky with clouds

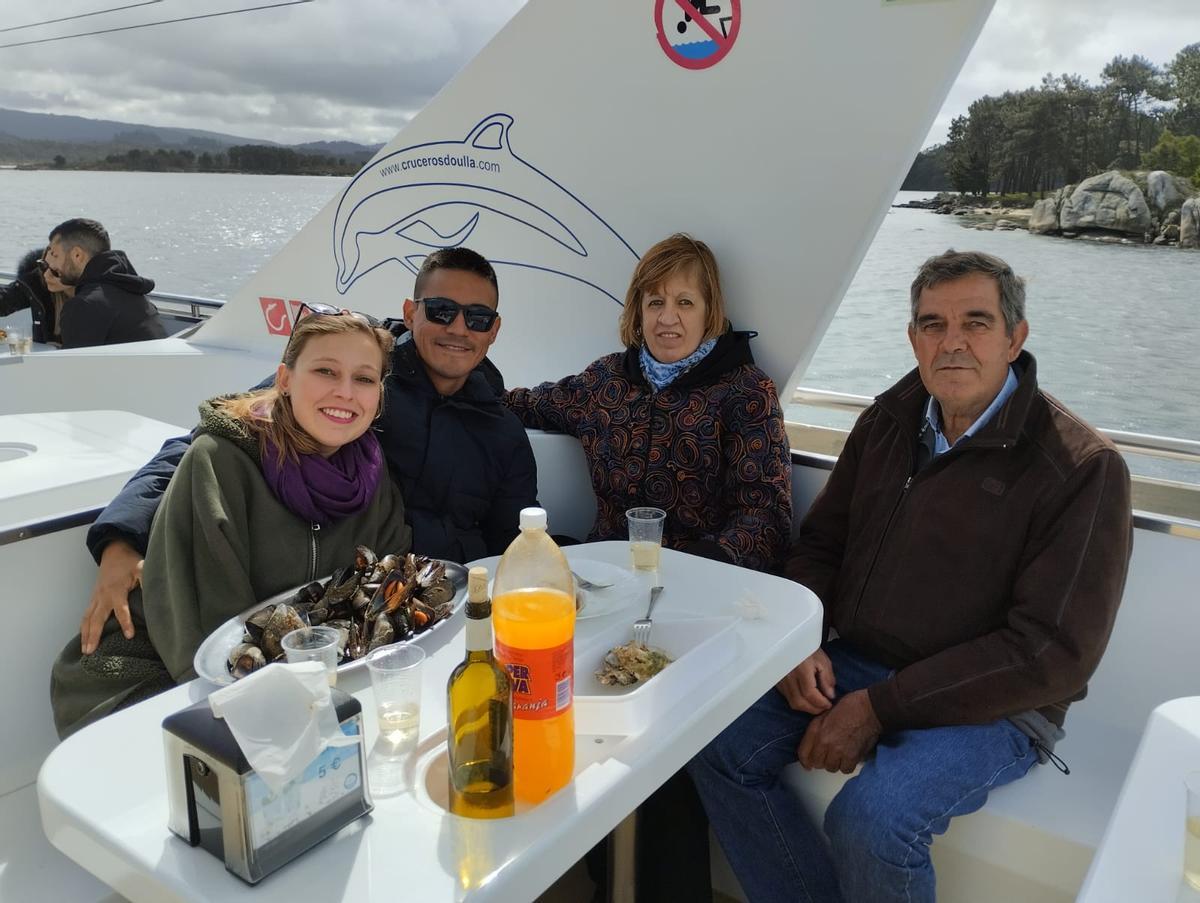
0;0;1197;147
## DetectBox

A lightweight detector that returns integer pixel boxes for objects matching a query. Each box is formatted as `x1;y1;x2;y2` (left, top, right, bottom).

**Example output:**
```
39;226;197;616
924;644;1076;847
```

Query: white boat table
1078;697;1200;903
38;541;822;902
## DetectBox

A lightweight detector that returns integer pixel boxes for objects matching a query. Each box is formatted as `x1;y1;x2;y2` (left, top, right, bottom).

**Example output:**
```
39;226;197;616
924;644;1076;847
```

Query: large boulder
1181;197;1200;249
1029;187;1069;234
1059;171;1152;235
1145;170;1187;212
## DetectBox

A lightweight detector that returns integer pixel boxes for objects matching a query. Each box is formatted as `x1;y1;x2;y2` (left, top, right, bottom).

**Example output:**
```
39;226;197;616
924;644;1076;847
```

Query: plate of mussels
193;546;469;686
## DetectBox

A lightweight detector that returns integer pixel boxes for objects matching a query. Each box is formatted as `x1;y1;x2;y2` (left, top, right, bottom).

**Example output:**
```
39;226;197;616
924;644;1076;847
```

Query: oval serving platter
193;559;469;686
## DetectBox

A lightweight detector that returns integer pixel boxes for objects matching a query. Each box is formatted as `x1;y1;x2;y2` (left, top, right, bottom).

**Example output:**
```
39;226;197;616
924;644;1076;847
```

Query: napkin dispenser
162;689;372;884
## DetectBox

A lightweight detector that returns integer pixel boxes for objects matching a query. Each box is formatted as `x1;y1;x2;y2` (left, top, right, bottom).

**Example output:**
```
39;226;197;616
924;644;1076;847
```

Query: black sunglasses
295;301;381;328
416;296;499;332
35;259;51;274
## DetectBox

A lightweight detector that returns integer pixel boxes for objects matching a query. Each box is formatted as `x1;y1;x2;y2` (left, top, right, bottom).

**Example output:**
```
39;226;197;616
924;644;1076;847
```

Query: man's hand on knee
797;689;882;773
81;540;144;654
775;648;837;713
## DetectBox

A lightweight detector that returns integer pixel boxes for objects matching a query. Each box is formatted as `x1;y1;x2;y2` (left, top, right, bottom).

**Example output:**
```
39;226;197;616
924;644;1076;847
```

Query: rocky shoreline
898;170;1199;249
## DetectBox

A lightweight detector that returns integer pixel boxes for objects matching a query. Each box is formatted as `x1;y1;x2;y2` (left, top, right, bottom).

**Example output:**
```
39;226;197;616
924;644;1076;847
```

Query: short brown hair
618;233;728;348
218;314;394;464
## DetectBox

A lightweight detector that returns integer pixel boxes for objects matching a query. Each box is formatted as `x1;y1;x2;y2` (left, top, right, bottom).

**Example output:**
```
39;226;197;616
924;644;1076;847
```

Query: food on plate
595;640;673;686
226;546;456;679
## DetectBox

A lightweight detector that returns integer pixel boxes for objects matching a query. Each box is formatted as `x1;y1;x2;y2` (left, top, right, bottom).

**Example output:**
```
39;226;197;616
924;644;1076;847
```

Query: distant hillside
295;140;383;159
0;107;382;166
0;107;275;149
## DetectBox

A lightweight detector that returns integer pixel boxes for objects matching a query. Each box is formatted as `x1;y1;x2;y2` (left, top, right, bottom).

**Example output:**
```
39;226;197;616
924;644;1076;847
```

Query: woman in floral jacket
504;233;791;573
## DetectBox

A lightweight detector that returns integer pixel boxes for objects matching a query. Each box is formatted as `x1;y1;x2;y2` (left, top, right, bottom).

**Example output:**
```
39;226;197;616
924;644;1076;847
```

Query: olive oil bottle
446;566;514;818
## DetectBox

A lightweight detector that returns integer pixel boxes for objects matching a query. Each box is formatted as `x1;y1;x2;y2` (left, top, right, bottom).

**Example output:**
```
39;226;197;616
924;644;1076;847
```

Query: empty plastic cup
281;626;341;686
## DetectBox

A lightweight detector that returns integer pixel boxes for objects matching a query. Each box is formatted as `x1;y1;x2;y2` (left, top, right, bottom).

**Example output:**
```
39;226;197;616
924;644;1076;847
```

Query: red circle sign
655;0;741;71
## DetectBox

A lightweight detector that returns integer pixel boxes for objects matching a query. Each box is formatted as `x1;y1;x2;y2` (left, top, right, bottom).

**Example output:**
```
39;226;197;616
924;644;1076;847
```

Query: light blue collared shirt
922;366;1018;457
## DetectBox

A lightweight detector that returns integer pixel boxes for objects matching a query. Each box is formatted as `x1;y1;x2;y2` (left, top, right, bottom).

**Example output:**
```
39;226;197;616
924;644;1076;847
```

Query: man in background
45;217;166;348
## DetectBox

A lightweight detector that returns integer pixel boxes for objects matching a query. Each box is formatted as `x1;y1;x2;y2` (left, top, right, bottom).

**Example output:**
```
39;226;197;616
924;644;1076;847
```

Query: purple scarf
262;432;384;525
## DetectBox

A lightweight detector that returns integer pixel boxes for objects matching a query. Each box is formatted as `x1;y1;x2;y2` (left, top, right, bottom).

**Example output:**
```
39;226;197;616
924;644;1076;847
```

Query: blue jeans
688;641;1038;903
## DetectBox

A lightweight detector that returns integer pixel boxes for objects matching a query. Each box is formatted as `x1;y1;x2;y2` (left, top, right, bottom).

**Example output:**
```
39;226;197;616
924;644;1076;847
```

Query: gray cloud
2;1;1196;148
0;0;525;144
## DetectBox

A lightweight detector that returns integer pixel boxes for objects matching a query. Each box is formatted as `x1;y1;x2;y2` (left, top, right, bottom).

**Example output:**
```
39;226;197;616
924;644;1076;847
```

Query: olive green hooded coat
51;400;410;738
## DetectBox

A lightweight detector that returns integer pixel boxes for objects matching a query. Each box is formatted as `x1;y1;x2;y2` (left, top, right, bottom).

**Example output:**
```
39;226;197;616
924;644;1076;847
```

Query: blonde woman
52;310;411;737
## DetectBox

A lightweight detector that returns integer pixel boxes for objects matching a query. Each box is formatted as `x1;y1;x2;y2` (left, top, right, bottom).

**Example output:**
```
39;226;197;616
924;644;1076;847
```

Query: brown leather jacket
787;351;1132;730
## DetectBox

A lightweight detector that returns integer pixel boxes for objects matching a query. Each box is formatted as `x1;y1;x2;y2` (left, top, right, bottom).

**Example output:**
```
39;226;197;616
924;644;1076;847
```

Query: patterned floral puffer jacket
503;330;792;573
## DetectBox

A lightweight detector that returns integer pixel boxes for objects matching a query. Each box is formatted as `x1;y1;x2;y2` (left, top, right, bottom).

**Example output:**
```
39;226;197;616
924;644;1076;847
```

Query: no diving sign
655;0;740;70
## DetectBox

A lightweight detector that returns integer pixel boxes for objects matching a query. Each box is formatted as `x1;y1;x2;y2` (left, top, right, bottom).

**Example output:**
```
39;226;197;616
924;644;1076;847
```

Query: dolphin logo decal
332;113;638;303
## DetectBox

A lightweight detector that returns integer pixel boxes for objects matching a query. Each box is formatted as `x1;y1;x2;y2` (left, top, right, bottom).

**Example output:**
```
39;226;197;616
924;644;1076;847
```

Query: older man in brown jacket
690;250;1133;903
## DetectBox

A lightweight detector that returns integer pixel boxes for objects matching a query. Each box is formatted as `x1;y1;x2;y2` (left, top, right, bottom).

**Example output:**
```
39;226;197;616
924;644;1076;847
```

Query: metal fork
571;569;614;590
631;585;665;648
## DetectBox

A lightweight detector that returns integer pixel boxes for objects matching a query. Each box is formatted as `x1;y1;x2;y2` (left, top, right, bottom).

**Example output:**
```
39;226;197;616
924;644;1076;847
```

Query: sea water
2;174;1194;480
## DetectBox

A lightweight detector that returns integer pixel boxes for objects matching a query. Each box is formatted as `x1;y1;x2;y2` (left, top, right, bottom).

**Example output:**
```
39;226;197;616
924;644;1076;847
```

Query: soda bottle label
495;637;573;722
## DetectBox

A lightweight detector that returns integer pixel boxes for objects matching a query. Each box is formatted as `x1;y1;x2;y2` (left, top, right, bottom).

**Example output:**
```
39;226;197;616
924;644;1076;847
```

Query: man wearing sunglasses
77;247;538;655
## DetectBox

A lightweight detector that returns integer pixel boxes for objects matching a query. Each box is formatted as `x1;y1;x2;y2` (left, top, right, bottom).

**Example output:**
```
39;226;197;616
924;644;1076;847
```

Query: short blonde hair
618;233;728;348
218;314;394;464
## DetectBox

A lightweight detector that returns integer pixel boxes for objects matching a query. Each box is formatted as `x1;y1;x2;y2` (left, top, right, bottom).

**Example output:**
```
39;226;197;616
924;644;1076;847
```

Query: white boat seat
713;470;1200;903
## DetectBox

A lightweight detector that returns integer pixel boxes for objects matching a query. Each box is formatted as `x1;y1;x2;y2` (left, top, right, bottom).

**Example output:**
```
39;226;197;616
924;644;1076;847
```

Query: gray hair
909;249;1026;335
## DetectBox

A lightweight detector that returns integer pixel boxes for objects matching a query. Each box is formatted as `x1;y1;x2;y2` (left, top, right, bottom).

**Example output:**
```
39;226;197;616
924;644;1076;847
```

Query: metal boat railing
789;387;1200;534
4;272;1195;531
0;272;225;322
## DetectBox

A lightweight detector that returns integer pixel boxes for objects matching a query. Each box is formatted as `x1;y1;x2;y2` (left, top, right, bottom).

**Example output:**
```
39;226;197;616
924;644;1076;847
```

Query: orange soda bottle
491;507;575;805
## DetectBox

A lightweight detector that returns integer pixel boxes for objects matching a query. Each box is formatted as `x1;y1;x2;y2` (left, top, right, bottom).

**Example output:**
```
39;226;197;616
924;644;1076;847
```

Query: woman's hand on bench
81;541;144;654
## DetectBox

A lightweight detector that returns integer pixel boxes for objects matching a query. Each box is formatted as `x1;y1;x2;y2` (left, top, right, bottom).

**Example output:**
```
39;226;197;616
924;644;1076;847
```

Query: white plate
468;555;642;619
574;616;739;735
193;560;468;686
567;558;642;620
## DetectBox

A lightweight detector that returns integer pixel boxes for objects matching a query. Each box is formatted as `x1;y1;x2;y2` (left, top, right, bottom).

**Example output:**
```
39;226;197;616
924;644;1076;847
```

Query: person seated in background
44;217;166;348
79;247;537;656
51;312;411;738
504;232;792;573
689;249;1133;903
0;247;74;345
504;233;792;902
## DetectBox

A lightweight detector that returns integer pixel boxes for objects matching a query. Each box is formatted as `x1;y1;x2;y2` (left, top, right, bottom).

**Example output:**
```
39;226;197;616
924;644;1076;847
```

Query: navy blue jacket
86;339;539;564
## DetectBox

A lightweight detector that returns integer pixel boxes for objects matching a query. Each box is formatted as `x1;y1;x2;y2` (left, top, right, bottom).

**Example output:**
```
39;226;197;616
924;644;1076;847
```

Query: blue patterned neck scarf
639;338;718;392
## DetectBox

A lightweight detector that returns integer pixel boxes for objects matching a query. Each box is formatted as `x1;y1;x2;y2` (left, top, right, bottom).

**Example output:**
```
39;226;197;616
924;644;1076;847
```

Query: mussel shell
390;607;414;639
322;567;358;605
292;581;325;608
367;613;395;651
228;643;267;679
244;605;275;645
415;559;445;588
419;578;454;608
323;620;352;658
261;603;307;660
372;569;413;614
355;545;378;572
